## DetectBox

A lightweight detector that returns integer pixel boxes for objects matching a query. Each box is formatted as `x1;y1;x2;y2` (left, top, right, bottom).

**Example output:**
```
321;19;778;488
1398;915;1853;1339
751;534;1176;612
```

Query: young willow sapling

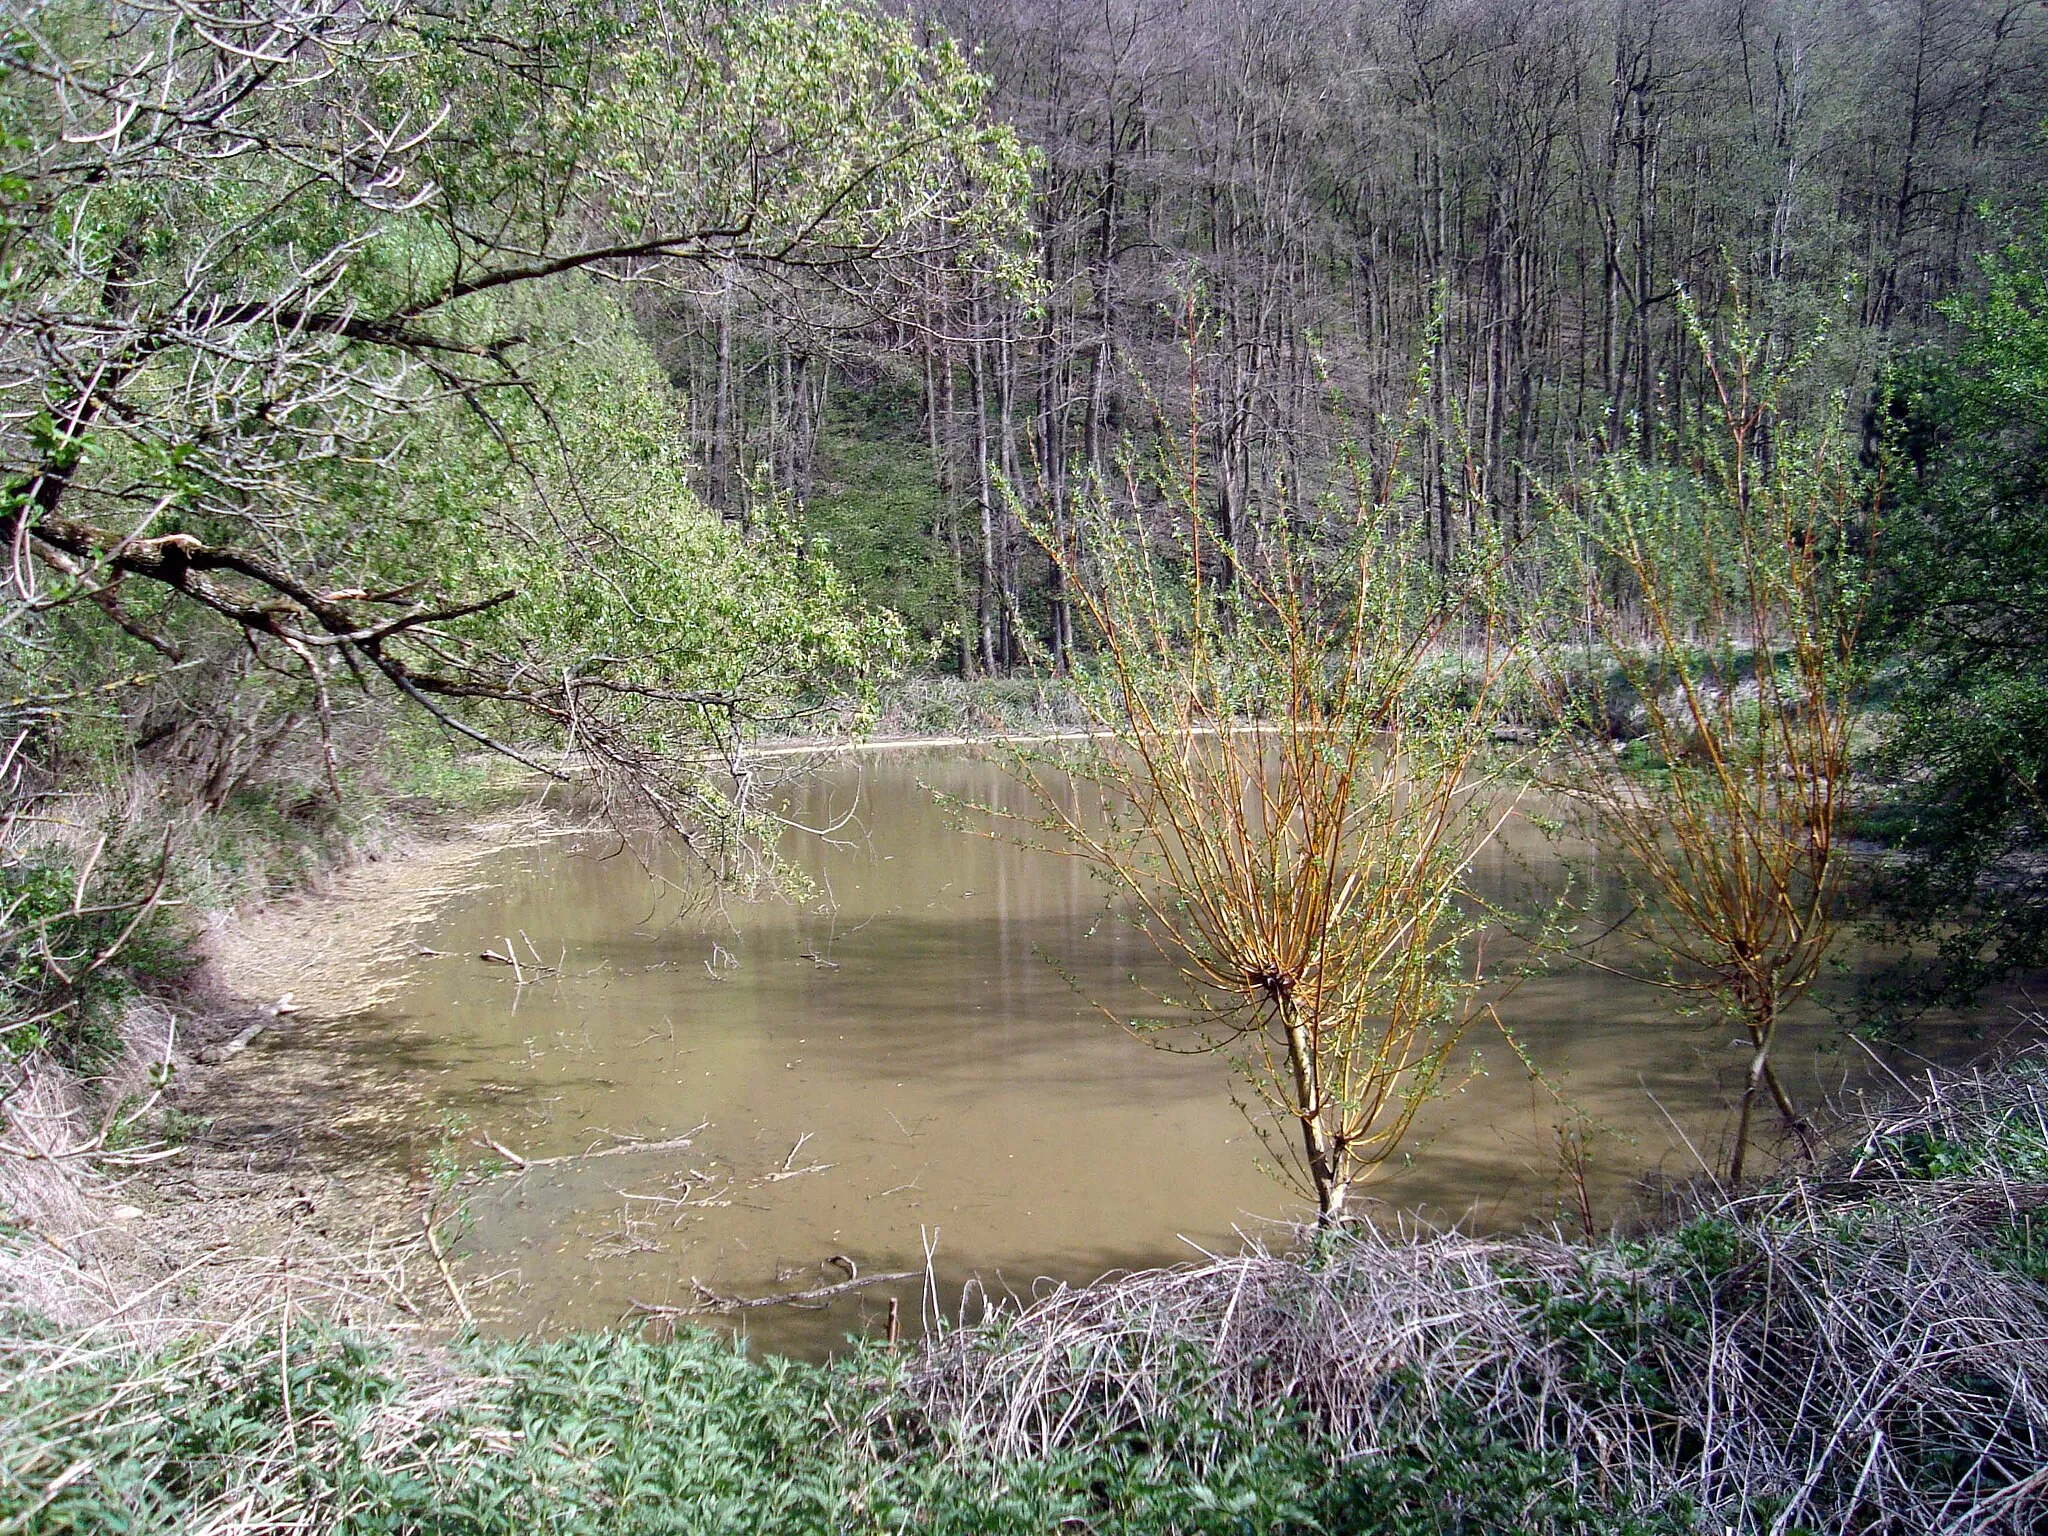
1536;312;1872;1185
999;405;1516;1225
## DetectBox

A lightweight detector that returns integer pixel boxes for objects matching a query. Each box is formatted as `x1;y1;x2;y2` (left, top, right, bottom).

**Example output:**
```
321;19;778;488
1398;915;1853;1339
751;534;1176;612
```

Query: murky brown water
303;748;2005;1355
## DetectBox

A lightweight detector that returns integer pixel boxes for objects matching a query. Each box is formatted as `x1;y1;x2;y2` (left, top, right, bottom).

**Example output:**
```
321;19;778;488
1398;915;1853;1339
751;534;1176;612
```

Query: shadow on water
298;747;2024;1357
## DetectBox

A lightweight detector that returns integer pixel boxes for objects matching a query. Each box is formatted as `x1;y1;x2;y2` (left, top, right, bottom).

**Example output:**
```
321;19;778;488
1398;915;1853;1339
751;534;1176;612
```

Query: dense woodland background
662;0;2048;668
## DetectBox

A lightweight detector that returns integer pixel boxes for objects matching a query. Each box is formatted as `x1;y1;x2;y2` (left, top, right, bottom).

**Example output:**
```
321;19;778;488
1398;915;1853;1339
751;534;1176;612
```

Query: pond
296;747;1993;1356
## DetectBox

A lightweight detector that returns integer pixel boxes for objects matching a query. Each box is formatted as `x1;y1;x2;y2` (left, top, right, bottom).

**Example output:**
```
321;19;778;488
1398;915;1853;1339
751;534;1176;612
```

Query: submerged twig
633;1268;920;1315
473;1123;709;1175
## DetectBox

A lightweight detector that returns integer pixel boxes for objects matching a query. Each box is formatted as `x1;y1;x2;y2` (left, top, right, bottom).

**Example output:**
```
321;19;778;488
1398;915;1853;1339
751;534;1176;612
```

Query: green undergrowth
6;1069;2045;1533
175;727;541;912
0;722;542;1068
0;1322;1655;1536
0;846;194;1066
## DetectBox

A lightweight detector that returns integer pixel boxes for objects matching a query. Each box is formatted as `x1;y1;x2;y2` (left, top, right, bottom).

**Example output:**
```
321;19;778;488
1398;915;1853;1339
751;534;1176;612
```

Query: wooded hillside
660;0;2047;667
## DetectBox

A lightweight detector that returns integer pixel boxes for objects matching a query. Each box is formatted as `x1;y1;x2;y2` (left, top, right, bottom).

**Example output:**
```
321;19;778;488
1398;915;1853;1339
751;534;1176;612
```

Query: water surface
296;748;1996;1354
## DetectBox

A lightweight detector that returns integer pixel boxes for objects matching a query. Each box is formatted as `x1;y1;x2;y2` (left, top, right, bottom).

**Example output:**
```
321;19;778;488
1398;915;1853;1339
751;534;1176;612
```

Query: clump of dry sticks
906;1051;2048;1534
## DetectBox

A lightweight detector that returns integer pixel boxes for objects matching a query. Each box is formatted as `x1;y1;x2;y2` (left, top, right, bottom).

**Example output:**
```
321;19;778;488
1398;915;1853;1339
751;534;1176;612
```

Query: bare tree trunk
1280;998;1344;1225
1728;986;1819;1185
970;293;998;676
1038;291;1072;670
1729;1028;1770;1187
710;266;737;519
926;280;973;679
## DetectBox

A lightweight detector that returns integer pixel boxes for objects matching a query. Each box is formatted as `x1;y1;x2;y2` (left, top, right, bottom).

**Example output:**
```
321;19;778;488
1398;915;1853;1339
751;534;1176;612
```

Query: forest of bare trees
649;0;2048;670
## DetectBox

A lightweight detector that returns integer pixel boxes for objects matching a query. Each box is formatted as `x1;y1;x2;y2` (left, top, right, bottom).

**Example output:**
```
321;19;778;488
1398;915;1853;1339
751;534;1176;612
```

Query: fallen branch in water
762;1131;834;1182
479;932;566;985
633;1269;920;1315
474;1123;709;1173
419;1206;472;1324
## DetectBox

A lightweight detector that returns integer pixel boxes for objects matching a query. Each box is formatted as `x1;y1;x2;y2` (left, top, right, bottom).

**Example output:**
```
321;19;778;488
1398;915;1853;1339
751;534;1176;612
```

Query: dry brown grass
907;1051;2048;1533
1;958;470;1355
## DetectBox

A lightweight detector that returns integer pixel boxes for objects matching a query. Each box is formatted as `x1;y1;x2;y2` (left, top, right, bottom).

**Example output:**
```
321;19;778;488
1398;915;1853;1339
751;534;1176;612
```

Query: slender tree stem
1282;1001;1343;1225
1730;1036;1769;1187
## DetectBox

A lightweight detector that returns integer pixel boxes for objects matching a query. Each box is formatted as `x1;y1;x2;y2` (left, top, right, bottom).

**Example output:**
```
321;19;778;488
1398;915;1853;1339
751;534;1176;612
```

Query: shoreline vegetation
0;723;2042;1531
2;0;2044;1525
5;957;2044;1531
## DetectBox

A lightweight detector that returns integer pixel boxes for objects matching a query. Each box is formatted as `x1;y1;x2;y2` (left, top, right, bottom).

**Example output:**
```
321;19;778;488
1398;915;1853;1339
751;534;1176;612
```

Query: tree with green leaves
0;0;1030;1058
1864;211;2048;1019
0;0;1028;825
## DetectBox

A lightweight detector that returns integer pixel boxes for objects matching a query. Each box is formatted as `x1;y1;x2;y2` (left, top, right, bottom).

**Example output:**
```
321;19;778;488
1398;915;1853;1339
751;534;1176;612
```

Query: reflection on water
303;748;2000;1355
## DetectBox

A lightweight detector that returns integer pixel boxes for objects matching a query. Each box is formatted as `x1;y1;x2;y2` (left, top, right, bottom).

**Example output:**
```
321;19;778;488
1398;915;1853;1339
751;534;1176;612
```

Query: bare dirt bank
1;812;572;1342
200;814;565;1022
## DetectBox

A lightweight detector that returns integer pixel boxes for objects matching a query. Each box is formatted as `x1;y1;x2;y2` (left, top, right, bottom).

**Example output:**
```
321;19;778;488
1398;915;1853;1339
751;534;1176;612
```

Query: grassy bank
5;1056;2044;1534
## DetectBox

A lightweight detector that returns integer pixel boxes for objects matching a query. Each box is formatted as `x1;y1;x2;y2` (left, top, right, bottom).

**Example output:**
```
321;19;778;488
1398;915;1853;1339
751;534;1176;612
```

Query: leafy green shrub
0;840;189;1066
1319;1407;1691;1536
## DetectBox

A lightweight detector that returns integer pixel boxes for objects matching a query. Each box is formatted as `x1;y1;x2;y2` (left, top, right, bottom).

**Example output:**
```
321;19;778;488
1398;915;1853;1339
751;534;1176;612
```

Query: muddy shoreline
12;734;2034;1354
0;810;580;1341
